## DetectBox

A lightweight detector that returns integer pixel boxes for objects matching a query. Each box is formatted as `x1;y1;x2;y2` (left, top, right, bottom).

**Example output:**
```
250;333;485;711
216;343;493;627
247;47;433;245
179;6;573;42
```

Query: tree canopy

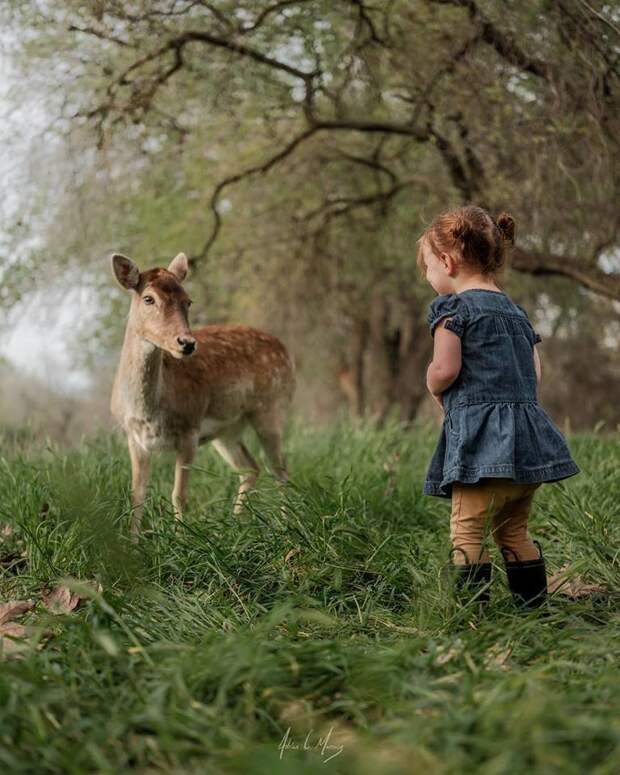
1;0;619;424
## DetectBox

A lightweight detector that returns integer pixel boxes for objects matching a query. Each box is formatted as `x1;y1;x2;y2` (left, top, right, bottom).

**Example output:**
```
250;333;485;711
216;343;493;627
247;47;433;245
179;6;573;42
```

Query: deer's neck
117;323;163;417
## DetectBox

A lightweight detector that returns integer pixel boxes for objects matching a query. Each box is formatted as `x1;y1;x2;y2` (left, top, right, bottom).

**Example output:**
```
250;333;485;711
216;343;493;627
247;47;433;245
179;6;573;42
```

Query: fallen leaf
0;622;52;659
0;524;13;538
433;637;464;666
484;644;512;671
42;586;82;614
0;599;35;625
284;548;300;563
548;566;606;598
41;580;103;614
0;622;28;656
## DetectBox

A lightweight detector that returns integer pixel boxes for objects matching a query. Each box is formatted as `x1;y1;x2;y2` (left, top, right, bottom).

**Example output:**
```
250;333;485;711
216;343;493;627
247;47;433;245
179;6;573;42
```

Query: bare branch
311;117;429;141
196;2;236;30
431;0;553;79
512;246;620;301
447;111;487;192
428;123;477;201
195;126;320;262
303;179;422;222
578;0;620;37
68;24;135;48
240;0;315;34
336;150;398;186
117;29;316;86
346;0;386;45
82;26;319;136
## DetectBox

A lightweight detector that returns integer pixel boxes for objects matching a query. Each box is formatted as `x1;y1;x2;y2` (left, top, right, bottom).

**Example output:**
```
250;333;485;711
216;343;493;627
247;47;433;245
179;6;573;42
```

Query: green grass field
0;423;618;774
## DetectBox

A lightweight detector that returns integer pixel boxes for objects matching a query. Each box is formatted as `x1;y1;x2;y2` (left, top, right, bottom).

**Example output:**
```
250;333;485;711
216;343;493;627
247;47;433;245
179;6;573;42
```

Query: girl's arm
426;318;462;396
533;345;542;386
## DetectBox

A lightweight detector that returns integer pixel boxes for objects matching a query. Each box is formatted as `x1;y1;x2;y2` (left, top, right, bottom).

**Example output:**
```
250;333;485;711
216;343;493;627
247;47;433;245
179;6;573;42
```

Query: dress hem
423;460;580;498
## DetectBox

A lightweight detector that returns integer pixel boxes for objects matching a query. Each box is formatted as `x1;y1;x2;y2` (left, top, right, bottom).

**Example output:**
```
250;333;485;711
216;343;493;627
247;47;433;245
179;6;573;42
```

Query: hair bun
450;215;474;243
495;212;515;244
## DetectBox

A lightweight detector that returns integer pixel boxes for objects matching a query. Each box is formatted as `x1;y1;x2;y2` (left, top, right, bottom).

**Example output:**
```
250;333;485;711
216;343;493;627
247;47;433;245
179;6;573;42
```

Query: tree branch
336;150;398;186
431;0;553;79
346;0;386;45
512;246;620;301
240;0;315;33
303;179;418;222
311;118;429;141
117;29;316;86
195;126;321;262
68;24;135;48
428;123;476;200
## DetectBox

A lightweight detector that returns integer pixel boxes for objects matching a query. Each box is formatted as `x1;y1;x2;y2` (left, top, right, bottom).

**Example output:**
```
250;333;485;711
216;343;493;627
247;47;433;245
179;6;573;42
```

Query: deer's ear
167;252;188;282
111;254;140;290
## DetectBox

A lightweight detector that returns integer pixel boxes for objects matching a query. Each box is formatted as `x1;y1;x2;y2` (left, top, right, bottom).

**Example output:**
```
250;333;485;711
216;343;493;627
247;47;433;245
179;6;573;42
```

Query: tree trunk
339;296;433;424
339;317;369;419
393;304;434;423
364;290;394;424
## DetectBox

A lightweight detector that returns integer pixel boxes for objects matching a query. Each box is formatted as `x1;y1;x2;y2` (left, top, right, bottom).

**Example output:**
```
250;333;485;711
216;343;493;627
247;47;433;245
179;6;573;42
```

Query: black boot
501;542;547;608
451;548;492;604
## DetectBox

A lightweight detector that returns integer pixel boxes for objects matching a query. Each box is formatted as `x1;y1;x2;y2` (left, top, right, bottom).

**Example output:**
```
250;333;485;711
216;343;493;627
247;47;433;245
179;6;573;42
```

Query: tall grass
0;422;618;774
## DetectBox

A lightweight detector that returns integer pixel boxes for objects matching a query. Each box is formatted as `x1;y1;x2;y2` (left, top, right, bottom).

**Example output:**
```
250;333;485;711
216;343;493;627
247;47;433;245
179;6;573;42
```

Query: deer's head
112;252;197;359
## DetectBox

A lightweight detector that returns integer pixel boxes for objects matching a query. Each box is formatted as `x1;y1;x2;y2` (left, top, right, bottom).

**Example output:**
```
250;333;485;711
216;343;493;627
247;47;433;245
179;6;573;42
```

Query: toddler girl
418;205;579;607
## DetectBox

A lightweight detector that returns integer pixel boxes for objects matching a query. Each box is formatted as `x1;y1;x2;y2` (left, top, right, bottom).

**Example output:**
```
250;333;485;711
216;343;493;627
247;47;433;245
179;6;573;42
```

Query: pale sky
0;25;96;392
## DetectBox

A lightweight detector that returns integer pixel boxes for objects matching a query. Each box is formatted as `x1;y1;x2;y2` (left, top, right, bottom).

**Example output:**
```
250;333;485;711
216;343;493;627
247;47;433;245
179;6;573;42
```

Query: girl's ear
439;252;458;277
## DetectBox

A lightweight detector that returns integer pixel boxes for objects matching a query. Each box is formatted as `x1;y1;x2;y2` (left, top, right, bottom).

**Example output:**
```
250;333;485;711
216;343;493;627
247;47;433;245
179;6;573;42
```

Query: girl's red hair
417;205;515;275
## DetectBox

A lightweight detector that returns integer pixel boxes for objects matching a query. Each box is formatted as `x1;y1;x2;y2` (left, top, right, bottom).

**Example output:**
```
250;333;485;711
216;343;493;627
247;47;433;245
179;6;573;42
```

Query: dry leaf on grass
284;548;300;563
434;644;461;666
42;586;83;614
0;600;50;659
548;566;606;599
484;644;512;671
1;524;13;538
0;622;29;657
42;581;103;614
0;622;51;659
0;599;35;625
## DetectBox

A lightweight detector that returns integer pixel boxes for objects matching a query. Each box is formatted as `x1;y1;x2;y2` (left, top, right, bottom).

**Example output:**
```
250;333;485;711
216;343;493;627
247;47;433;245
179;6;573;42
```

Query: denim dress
423;289;580;498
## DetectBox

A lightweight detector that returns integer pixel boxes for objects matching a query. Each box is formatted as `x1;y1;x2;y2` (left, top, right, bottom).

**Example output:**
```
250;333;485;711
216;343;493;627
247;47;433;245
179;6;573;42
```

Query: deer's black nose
177;336;196;355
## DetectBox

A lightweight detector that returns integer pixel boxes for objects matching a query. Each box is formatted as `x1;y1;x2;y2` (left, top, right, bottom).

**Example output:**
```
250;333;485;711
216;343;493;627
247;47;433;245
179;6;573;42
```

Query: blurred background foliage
0;0;618;438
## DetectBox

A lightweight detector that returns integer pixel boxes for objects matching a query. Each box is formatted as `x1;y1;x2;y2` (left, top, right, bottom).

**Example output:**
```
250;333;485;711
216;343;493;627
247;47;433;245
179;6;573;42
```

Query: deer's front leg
172;436;197;521
128;437;151;540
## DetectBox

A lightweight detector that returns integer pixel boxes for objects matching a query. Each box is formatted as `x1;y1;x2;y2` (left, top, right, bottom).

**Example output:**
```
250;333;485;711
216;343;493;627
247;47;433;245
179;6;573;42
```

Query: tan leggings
450;478;542;565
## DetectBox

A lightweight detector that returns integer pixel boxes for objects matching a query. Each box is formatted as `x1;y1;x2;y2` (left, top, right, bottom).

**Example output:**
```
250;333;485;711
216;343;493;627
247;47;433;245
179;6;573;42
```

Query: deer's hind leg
251;409;289;485
211;436;260;516
250;408;292;519
172;435;198;521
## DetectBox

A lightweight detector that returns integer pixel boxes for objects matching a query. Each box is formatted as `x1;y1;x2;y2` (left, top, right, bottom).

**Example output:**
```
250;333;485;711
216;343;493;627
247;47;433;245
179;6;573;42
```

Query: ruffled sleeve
427;294;467;338
515;303;542;344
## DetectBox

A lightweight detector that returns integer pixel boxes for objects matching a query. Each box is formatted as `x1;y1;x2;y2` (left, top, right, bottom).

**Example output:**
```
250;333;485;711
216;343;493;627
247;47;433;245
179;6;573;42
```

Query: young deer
110;252;295;538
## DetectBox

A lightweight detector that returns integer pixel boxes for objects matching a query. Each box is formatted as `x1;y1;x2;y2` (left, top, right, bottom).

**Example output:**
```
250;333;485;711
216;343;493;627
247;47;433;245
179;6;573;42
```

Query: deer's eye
143;295;155;305
187;300;193;307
